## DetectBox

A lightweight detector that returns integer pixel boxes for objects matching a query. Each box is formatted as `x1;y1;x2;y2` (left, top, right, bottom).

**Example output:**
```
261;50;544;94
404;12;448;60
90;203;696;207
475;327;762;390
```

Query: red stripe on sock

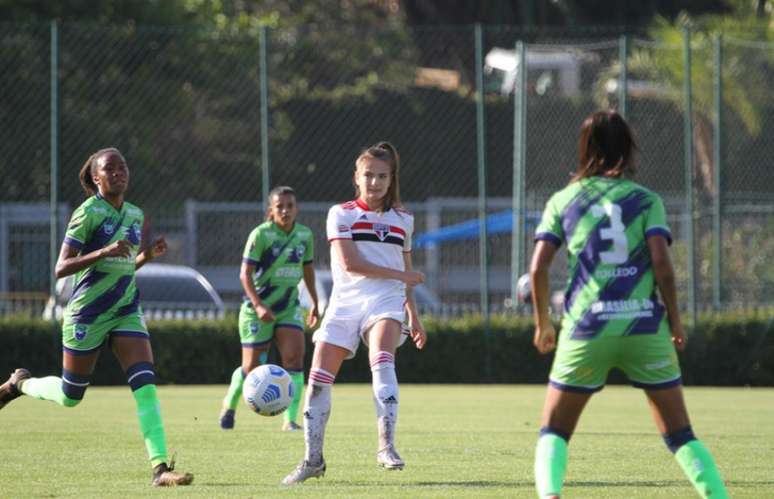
309;369;335;385
369;352;394;367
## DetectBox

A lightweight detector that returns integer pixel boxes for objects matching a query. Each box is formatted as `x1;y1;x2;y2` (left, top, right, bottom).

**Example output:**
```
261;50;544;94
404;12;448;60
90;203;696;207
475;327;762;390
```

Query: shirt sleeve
326;205;352;241
534;194;564;247
63;205;92;251
303;229;315;265
644;194;673;245
242;228;263;266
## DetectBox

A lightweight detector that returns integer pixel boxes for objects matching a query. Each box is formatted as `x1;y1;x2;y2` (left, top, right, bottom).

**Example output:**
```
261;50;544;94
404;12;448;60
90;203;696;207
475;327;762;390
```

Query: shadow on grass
355;480;531;488
568;479;774;488
568;480;686;488
726;480;774;487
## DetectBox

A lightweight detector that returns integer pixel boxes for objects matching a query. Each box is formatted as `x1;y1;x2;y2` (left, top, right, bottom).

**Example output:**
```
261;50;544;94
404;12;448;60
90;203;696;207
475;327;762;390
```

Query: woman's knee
280;350;304;370
242;348;266;373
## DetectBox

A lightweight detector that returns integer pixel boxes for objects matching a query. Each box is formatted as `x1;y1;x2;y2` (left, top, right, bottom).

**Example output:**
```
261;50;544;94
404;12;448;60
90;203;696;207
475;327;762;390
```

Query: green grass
2;384;773;498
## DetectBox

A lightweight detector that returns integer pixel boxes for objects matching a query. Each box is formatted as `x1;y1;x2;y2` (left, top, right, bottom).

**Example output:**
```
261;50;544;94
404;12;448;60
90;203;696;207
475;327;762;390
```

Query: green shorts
549;330;682;393
62;313;149;353
238;303;304;348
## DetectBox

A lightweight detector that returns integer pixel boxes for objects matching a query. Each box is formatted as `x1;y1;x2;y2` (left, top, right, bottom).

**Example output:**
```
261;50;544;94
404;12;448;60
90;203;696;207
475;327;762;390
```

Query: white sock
370;351;398;450
304;367;334;465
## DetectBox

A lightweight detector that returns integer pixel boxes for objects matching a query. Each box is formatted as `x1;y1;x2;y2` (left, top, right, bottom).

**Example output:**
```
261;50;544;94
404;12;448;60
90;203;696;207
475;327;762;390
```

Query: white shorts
313;292;407;359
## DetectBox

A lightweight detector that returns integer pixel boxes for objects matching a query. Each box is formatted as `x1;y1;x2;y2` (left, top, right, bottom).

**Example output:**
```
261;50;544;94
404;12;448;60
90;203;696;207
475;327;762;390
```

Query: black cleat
0;368;31;410
219;408;235;430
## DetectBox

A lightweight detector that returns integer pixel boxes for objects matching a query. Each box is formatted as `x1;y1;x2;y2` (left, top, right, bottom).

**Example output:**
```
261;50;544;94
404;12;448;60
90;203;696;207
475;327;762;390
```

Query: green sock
223;367;245;411
284;370;304;424
132;384;168;468
534;433;568;498
20;376;79;407
675;440;728;499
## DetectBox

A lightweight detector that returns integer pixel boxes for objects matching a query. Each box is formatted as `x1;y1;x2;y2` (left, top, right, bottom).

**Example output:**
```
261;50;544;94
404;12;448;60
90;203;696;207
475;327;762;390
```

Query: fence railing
1;22;773;320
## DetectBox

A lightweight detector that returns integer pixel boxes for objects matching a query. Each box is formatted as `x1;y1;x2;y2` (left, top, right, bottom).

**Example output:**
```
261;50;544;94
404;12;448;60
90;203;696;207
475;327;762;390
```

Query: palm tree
597;12;771;197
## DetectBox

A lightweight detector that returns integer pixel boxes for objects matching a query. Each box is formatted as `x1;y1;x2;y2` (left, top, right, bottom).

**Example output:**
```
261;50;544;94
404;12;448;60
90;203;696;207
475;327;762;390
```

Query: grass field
2;384;772;498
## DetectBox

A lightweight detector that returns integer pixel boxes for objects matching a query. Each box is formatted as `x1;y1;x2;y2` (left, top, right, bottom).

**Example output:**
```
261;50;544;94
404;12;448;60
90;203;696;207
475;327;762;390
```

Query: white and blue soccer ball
516;273;532;304
243;364;294;416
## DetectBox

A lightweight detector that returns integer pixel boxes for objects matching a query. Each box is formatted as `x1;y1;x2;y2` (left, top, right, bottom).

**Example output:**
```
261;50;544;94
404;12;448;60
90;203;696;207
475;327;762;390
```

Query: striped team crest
373;223;390;241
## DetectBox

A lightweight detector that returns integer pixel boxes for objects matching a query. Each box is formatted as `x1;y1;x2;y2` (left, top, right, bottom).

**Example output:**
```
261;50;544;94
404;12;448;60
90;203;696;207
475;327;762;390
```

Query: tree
595;10;772;195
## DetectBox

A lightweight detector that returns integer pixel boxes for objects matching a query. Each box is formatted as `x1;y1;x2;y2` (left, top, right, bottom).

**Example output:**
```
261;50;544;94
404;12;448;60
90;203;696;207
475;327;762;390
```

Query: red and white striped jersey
326;198;414;303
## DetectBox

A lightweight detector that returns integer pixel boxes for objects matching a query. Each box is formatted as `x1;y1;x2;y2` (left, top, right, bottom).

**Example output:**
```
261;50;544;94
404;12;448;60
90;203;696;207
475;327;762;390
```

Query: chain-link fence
1;22;772;319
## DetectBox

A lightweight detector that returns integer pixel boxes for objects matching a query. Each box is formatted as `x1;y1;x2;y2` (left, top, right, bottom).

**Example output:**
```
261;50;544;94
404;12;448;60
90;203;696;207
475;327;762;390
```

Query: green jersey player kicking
219;186;320;432
0;148;192;487
529;111;728;499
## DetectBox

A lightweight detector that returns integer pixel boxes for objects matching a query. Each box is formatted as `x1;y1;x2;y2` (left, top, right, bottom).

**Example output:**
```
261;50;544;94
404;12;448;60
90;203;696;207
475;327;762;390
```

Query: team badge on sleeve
338;224;350;233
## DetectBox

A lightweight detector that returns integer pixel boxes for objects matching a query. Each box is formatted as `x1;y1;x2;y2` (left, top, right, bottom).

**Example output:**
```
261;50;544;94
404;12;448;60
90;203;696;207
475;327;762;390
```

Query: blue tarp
414;209;541;249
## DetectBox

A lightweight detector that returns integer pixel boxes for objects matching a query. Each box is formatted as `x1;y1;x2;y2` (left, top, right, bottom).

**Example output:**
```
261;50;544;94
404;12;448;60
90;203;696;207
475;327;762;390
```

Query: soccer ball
243;364;294;416
516;273;532;304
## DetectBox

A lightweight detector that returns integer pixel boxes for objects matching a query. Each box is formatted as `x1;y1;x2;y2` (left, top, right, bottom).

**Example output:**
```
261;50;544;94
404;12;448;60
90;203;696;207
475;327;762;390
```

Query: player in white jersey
282;142;427;485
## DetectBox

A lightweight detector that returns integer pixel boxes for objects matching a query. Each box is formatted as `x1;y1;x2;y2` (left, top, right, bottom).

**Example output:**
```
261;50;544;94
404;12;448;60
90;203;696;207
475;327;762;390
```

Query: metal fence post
259;26;270;210
683;26;697;325
618;34;628;117
712;33;723;310
474;23;491;377
49;20;59;303
425;198;441;295
184;199;197;266
511;40;527;306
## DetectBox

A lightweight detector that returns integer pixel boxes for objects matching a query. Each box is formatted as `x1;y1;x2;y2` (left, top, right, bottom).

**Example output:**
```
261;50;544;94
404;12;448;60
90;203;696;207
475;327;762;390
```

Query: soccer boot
282;421;302;432
377;445;405;470
0;368;31;410
152;462;194;487
219;408;235;429
281;459;326;485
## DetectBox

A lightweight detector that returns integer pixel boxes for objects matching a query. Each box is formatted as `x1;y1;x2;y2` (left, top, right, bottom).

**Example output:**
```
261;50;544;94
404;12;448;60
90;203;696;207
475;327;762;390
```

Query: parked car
43;263;225;321
298;270;443;316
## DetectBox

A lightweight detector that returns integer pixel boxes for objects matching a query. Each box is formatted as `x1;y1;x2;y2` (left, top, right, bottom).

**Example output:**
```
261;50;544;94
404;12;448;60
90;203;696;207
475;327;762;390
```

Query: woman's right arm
55;240;132;279
647;234;686;351
331;239;423;286
530;240;558;354
240;261;275;322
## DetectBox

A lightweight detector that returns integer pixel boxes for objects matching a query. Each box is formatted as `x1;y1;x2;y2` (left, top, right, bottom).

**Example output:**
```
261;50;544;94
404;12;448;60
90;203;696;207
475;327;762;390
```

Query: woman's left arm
302;263;320;329
403;252;426;350
136;218;167;270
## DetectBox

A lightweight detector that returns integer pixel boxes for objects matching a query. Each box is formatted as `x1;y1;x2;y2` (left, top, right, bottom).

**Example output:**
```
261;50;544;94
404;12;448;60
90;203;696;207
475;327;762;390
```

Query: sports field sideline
3;384;772;498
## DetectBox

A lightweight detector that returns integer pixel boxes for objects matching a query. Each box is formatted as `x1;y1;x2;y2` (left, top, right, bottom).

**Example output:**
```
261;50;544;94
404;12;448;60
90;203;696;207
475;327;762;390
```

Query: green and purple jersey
535;177;672;339
241;221;314;317
62;194;144;327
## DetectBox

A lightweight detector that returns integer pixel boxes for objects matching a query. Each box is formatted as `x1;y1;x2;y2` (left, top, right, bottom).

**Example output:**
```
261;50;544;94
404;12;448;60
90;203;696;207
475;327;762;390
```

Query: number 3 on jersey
591;203;628;264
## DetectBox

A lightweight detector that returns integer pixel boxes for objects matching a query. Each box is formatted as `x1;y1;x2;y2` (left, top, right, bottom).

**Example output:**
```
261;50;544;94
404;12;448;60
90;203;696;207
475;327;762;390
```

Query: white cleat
282;421;303;432
376;445;405;470
281;460;326;485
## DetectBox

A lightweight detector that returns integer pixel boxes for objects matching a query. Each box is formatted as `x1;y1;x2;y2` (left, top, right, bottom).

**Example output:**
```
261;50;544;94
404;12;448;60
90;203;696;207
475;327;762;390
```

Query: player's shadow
569;479;689;488
570;479;774;490
407;480;531;488
726;479;774;487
